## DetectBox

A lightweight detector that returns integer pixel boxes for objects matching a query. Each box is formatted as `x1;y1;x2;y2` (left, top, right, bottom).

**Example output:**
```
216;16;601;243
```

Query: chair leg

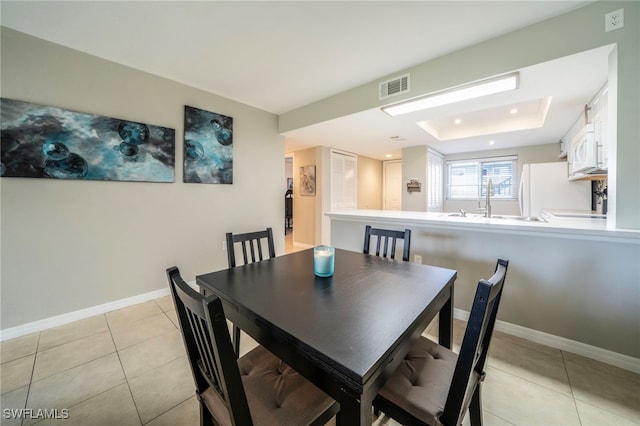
200;401;215;426
233;325;241;358
469;384;483;426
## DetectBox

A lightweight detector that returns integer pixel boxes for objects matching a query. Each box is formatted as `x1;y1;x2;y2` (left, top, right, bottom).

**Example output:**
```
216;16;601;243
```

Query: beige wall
292;147;319;246
1;28;284;329
292;147;382;246
280;1;640;230
357;155;382;210
401;145;428;211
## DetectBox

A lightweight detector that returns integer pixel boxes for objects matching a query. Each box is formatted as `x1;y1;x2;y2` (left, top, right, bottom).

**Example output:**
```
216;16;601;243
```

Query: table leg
439;285;453;349
335;395;372;426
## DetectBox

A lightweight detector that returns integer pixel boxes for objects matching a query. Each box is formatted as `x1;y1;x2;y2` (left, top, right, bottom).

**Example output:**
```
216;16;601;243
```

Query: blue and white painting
0;98;175;182
183;105;233;184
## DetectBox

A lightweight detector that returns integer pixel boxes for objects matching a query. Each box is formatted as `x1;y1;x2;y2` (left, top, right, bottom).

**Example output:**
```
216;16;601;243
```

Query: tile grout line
136;300;197;424
106;313;144;426
562;350;640;425
108;299;184;425
483;409;517;426
486;362;575;399
560;350;584;426
493;331;566;361
20;331;42;425
29;315;126;425
141;395;193;426
27;330;117;385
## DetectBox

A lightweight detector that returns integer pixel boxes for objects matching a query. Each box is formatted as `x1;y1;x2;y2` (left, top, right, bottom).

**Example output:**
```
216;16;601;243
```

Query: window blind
427;149;444;212
331;151;357;210
447;156;517;200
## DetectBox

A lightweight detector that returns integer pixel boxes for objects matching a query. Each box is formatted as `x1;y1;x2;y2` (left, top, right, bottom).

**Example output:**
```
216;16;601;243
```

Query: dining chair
226;227;276;268
363;225;412;262
167;266;339;426
285;189;293;234
373;258;509;426
225;227;276;356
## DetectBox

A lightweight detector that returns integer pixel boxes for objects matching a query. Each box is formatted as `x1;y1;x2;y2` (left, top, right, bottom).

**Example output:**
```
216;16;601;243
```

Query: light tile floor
2;299;639;425
1;238;638;425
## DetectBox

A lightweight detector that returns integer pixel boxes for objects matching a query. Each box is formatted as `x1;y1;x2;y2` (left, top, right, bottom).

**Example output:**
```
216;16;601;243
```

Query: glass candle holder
314;246;335;277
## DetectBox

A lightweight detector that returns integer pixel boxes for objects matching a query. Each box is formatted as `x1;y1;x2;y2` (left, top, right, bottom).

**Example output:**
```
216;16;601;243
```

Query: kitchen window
447;156;517;200
427;149;444;212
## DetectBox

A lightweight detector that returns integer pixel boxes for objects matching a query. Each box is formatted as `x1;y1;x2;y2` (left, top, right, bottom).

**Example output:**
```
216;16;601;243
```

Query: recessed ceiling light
454;118;462;125
385;154;393;158
489;140;495;145
510;108;518;114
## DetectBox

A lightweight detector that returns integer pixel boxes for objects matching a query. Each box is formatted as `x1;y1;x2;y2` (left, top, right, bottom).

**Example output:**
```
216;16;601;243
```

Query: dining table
196;247;457;425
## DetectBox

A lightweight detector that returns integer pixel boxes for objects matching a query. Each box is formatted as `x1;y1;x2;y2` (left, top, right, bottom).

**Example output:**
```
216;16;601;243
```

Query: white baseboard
292;242;314;249
454;308;640;374
0;288;170;342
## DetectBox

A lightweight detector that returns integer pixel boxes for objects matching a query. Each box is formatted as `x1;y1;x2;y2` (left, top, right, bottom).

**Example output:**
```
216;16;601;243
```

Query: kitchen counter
326;209;639;244
326;209;640;369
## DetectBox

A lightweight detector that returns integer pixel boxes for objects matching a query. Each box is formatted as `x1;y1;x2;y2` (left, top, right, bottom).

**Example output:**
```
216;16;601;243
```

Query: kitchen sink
490;215;546;222
442;212;546;222
445;212;483;218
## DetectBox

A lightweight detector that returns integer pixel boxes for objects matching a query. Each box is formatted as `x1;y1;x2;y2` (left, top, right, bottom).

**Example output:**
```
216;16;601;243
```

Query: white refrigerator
519;162;591;217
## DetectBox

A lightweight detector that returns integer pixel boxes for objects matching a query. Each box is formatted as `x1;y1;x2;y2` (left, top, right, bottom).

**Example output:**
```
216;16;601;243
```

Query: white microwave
571;123;599;174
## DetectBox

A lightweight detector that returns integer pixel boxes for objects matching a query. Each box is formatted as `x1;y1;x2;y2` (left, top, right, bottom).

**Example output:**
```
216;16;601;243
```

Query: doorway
383;160;402;210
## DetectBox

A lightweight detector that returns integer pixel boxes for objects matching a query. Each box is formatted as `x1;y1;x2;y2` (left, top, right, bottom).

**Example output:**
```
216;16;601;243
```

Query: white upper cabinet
590;84;609;171
565;83;609;179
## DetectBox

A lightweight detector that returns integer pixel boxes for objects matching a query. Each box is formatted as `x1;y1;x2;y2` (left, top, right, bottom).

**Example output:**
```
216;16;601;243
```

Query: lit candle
314;246;335;277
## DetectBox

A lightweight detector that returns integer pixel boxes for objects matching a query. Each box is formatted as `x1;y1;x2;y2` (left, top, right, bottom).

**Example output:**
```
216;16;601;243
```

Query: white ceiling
284;45;611;158
1;1;606;160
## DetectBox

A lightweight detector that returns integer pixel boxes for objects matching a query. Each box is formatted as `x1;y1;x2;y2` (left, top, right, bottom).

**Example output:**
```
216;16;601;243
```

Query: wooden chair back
226;227;276;268
363;225;411;262
225;227;276;355
441;258;509;426
167;266;253;425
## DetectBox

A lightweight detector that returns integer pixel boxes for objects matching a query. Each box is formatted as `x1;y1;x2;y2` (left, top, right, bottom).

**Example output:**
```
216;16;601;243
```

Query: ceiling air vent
379;74;410;100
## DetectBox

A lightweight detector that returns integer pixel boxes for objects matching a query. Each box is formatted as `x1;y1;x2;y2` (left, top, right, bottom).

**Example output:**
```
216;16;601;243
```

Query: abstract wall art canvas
183;105;233;184
0;98;175;182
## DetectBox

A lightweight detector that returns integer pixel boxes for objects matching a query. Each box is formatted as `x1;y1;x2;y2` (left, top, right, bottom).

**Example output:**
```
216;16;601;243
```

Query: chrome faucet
485;178;493;218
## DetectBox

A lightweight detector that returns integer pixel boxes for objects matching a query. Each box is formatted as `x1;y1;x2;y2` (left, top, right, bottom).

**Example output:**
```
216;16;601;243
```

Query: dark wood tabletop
196;248;456;425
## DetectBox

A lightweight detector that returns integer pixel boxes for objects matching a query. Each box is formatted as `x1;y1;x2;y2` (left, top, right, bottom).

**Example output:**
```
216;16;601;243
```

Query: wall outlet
413;254;422;264
222;240;227;251
605;9;624;32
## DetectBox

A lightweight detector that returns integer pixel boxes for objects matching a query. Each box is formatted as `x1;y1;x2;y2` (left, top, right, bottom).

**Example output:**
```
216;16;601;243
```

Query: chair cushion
377;336;458;426
201;345;336;425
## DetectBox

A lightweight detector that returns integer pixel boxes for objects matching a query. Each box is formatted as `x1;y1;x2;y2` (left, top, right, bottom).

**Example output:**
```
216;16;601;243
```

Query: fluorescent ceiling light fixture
382;73;519;117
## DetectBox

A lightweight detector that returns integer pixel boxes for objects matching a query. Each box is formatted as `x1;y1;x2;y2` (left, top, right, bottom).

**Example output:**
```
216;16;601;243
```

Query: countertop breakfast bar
326;209;640;372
